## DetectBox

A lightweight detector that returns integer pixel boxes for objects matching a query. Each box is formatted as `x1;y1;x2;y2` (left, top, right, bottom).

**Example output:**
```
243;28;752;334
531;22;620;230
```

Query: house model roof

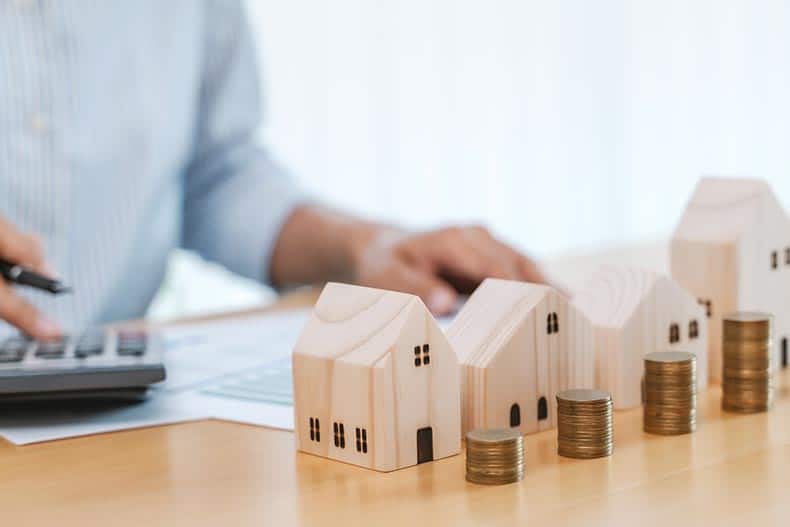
446;279;553;367
673;177;782;243
294;282;424;367
572;266;662;329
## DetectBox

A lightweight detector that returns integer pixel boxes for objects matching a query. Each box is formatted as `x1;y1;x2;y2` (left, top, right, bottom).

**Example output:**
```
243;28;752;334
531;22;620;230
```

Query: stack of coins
556;389;613;459
643;351;697;435
465;429;525;485
722;312;774;413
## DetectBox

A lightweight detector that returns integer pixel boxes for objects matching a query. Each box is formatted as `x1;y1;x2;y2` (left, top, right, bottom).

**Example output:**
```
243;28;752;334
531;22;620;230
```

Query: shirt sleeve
181;0;307;284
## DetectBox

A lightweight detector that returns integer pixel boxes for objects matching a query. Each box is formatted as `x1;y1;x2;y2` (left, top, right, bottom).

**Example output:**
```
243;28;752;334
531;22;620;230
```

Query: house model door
417;427;434;464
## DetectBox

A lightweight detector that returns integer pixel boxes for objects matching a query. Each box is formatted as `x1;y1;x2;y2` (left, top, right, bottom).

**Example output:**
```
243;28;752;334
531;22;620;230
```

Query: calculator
0;328;166;403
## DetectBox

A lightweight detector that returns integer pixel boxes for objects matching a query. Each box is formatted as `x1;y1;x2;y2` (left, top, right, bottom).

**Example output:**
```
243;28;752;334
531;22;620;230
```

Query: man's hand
270;206;546;316
349;226;546;315
0;216;60;339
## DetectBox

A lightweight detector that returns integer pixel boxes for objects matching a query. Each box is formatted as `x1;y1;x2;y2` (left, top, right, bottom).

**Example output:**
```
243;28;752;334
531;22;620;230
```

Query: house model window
414;344;430;367
669;323;680;344
786;247;790;265
333;422;346;448
355;427;368;453
689;320;699;339
546;312;559;334
537;396;548;421
772;251;779;270
309;417;321;442
697;299;712;318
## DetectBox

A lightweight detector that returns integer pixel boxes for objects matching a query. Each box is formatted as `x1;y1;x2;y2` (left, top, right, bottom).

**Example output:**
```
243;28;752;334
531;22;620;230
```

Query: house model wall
446;279;594;436
572;266;709;409
671;177;790;381
292;282;460;472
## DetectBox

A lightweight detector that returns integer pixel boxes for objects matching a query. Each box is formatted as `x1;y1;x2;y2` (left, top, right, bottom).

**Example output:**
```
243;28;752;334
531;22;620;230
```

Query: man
0;1;543;340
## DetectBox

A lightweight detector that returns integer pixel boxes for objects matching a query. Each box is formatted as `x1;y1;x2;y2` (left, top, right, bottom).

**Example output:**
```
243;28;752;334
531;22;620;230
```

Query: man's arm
270;206;546;314
182;0;305;284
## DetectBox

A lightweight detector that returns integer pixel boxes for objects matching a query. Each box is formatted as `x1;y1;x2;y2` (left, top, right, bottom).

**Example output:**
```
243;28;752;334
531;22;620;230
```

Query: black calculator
0;328;166;403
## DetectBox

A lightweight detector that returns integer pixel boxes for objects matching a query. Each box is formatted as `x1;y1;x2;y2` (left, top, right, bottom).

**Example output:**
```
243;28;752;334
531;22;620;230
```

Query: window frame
414;343;430;367
689;319;699;339
669;323;680;344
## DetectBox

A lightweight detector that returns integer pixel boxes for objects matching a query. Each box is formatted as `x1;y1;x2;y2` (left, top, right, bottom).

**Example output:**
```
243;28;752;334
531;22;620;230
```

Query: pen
0;259;72;294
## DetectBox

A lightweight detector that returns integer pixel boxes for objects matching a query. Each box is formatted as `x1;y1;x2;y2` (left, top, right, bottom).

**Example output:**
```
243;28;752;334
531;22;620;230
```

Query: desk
2;242;789;526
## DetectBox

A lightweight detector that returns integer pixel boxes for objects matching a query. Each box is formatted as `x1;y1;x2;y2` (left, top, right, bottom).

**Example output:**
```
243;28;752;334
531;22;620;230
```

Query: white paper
0;394;205;444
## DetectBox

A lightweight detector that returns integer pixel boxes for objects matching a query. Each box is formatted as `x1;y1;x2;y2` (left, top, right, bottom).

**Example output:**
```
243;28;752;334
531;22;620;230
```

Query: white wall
246;0;790;257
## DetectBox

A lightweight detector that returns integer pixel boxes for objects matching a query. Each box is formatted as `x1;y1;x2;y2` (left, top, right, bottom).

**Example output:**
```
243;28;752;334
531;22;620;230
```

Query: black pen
0;259;72;294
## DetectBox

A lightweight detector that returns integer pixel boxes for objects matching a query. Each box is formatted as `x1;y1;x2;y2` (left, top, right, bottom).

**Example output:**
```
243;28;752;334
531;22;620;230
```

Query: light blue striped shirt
0;0;304;332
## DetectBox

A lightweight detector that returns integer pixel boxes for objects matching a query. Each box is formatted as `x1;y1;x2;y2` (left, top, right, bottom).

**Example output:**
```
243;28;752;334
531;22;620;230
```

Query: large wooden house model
446;279;594;436
573;266;709;409
671;177;790;380
292;283;461;472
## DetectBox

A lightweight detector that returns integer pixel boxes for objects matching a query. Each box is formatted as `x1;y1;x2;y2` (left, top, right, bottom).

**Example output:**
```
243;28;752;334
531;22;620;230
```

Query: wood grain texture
292;282;460;471
573;266;708;409
671;177;790;380
447;279;593;435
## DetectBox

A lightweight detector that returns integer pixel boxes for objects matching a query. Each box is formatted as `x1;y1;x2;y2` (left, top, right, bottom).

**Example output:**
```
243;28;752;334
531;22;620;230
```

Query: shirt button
30;113;50;134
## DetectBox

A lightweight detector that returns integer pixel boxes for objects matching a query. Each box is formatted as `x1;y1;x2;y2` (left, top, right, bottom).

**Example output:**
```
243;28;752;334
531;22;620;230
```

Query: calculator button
117;343;145;357
74;331;105;358
0;337;28;363
117;331;147;357
35;339;66;359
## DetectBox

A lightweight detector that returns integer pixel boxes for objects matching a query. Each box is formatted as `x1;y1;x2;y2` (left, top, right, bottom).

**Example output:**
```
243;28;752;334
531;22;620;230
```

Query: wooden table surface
2;242;789;526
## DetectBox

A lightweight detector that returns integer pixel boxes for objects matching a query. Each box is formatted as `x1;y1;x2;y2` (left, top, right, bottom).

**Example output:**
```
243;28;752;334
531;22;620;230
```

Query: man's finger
421;228;520;282
459;228;522;280
0;281;60;339
471;228;547;284
515;255;548;284
365;262;458;315
0;217;45;269
400;228;489;281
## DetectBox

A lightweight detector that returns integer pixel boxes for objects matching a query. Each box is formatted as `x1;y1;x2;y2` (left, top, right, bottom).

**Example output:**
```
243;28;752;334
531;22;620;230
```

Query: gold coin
557;389;612;404
556;389;614;459
722;312;772;339
644;351;696;364
465;428;525;485
466;428;523;444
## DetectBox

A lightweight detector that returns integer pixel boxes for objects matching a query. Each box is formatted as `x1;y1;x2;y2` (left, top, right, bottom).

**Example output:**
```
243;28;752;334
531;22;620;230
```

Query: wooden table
2;243;789;526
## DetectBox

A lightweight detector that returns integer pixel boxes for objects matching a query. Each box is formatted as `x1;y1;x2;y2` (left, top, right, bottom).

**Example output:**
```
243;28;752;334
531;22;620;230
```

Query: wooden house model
446;279;594;436
671;177;790;380
573;266;709;409
292;283;460;472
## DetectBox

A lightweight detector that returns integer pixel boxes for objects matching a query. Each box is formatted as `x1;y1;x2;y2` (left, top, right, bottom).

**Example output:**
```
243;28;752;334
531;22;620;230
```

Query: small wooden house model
573;266;709;409
446;279;594;436
292;283;460;472
671;177;790;380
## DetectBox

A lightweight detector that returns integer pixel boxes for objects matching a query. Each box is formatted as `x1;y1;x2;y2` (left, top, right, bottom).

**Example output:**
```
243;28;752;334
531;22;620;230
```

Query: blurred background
150;0;790;319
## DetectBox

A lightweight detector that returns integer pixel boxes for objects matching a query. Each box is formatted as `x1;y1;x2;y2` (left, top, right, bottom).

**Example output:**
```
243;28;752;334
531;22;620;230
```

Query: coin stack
643;351;697;435
556;389;613;459
465;429;525;485
722;312;774;413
